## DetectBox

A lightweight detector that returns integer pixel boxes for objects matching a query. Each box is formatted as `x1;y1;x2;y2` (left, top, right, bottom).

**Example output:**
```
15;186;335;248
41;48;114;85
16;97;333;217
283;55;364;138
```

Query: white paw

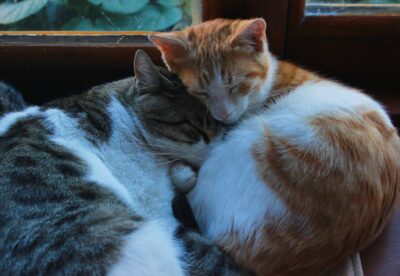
169;163;197;194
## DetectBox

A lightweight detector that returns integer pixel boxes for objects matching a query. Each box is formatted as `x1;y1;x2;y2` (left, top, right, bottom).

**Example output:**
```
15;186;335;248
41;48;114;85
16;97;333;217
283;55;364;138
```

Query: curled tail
176;226;254;276
0;82;26;116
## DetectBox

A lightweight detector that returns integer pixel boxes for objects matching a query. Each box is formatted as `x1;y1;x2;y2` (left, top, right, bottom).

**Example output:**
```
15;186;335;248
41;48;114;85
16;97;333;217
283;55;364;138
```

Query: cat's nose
214;108;232;121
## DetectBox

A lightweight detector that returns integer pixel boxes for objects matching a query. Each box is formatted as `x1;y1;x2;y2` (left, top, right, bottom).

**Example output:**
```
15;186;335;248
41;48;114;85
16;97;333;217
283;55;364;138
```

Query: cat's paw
169;163;197;194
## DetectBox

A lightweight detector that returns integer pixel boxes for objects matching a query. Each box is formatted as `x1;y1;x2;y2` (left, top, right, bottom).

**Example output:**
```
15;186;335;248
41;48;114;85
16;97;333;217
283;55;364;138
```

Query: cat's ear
134;50;175;95
230;18;267;53
134;49;163;93
148;33;187;71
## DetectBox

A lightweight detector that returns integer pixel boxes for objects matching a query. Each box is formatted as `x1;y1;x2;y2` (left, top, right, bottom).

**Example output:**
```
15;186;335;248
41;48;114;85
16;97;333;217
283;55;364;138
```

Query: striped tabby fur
0;51;250;275
0;82;26;116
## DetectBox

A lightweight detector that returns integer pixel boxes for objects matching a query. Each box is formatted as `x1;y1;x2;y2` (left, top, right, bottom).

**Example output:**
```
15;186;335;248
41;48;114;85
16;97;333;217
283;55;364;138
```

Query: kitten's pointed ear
134;49;162;92
148;33;187;71
230;18;267;53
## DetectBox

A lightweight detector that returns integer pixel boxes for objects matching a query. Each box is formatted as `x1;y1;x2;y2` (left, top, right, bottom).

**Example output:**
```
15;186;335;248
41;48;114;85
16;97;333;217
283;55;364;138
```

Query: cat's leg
170;163;201;230
176;226;254;276
109;220;253;276
169;162;197;194
108;220;185;276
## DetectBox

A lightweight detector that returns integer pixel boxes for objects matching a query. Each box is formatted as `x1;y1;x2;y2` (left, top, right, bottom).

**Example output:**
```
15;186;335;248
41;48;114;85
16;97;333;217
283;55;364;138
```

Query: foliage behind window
0;0;192;31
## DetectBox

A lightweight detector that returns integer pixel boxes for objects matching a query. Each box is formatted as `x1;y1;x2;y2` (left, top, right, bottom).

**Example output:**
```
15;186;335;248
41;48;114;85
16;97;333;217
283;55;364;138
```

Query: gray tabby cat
0;50;250;275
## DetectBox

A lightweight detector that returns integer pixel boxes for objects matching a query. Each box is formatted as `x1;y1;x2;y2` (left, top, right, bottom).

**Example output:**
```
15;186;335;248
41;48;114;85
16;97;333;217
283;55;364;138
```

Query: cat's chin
219;114;243;125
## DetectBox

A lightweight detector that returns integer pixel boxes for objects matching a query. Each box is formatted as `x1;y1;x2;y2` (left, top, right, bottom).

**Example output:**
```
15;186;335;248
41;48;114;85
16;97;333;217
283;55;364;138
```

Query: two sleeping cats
0;17;398;276
0;50;248;275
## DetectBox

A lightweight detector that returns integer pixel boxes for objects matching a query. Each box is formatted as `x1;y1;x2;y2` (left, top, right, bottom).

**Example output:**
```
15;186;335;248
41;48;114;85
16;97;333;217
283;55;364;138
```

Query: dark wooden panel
0;38;162;104
293;15;400;37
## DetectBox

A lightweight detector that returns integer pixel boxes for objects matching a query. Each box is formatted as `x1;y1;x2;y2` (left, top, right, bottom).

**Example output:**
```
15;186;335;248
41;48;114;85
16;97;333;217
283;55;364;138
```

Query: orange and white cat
150;19;400;275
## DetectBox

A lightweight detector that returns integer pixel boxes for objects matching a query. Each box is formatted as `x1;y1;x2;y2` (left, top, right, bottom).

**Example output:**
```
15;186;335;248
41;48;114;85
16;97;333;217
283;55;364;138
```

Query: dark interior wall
0;43;161;104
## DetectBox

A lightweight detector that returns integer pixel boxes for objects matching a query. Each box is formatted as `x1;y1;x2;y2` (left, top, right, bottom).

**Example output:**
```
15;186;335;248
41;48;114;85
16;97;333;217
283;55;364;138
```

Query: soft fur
150;18;400;275
0;51;250;275
0;82;26;116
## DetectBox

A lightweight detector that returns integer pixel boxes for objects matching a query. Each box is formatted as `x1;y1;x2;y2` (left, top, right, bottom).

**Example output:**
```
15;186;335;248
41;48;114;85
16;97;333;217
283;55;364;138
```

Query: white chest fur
44;98;176;229
188;116;288;242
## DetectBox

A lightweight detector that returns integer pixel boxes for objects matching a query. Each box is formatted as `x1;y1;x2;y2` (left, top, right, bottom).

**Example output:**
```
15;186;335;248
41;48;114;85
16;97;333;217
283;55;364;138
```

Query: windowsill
0;32;157;46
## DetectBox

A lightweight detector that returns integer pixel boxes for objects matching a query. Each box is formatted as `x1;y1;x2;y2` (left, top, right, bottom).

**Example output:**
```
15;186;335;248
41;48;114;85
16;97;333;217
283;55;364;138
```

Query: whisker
158;157;185;166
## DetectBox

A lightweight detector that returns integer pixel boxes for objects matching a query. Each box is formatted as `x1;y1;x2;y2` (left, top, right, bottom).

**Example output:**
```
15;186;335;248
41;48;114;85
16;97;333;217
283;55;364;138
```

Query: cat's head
149;18;273;124
131;50;220;167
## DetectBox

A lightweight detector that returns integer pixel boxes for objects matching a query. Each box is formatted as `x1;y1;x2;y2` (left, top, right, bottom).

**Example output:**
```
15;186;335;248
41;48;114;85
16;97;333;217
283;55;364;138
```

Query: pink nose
214;108;232;121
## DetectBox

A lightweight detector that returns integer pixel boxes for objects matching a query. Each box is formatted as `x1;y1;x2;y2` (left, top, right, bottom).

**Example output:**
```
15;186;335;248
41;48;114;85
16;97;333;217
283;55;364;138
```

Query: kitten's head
149;18;271;124
132;50;220;167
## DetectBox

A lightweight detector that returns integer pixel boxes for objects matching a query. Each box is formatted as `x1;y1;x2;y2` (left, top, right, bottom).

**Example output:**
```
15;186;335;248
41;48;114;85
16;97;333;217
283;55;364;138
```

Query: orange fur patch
266;61;321;106
217;110;400;275
274;61;320;90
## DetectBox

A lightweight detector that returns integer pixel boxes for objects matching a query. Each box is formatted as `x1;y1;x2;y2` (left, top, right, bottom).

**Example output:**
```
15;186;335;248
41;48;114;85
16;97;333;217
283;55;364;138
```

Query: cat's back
4;78;174;217
191;79;400;275
0;83;146;275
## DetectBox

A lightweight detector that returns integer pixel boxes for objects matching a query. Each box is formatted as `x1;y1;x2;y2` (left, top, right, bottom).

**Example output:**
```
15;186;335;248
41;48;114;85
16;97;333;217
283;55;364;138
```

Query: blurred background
0;0;193;31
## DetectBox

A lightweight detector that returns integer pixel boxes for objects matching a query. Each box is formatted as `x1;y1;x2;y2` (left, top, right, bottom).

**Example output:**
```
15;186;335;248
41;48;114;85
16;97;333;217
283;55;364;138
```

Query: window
0;0;197;31
306;0;400;15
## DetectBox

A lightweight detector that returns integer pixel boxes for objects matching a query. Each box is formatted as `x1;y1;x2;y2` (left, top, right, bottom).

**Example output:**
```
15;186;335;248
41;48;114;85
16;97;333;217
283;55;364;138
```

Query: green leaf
130;3;182;30
48;0;66;4
157;0;182;7
0;0;48;24
87;0;148;14
63;3;182;31
62;18;97;31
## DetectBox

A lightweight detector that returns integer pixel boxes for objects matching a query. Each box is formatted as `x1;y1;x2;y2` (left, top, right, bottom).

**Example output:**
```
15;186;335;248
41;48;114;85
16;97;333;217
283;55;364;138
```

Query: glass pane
0;0;197;31
306;0;400;15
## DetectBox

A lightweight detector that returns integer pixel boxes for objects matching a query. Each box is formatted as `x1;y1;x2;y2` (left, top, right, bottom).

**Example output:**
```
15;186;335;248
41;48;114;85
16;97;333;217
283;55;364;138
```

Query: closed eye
193;91;209;98
186;120;210;144
152;118;186;126
229;83;240;94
